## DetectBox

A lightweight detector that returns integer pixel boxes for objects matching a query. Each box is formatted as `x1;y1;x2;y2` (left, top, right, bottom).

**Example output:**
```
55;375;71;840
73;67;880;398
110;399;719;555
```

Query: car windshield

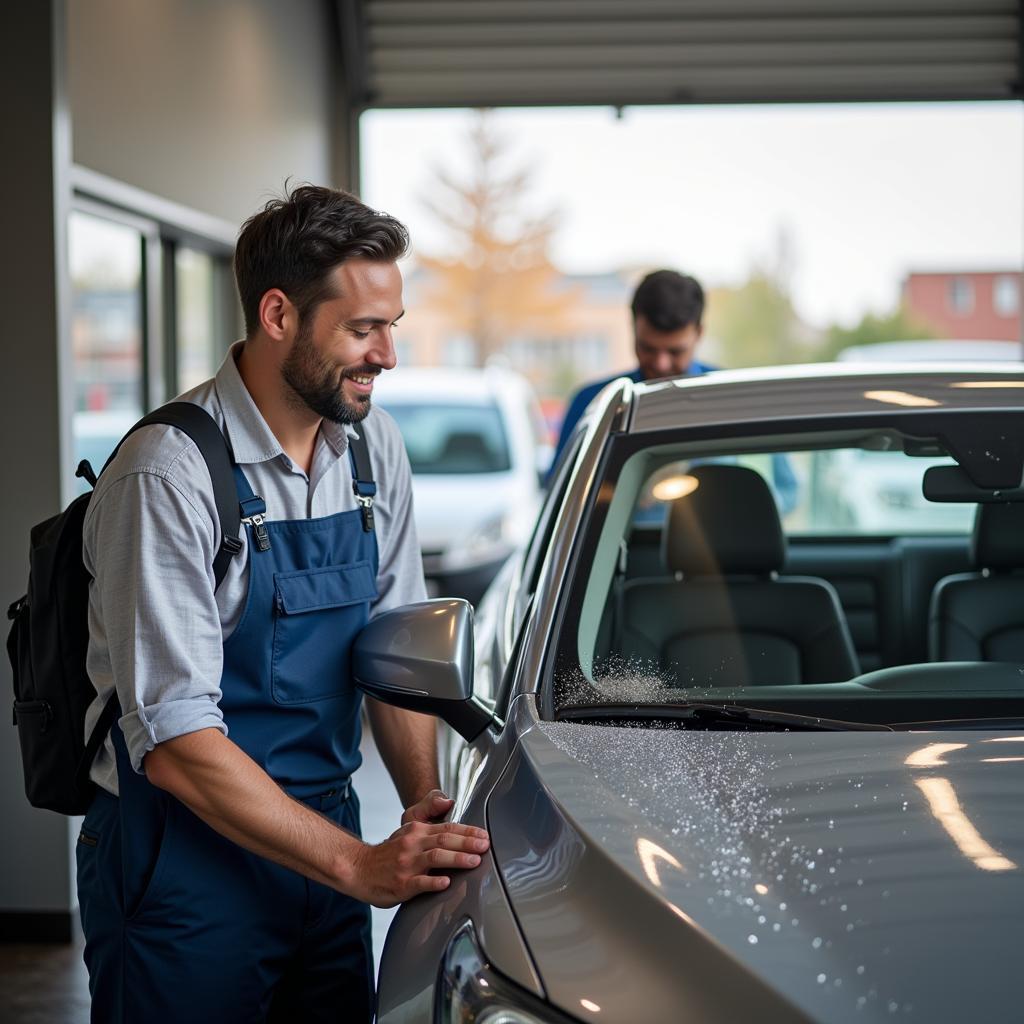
384;401;511;475
551;417;1024;727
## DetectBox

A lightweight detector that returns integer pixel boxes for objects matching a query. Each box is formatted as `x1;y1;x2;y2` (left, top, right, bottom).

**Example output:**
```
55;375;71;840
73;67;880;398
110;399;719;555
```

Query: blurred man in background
550;269;797;512
552;270;708;463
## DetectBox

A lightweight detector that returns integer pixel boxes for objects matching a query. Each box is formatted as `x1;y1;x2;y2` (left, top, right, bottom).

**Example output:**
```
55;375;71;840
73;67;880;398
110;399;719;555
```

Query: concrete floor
1;730;405;1023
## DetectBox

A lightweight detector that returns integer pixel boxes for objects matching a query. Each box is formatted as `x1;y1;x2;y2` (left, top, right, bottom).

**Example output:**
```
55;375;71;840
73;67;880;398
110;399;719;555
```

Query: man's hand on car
349;818;490;908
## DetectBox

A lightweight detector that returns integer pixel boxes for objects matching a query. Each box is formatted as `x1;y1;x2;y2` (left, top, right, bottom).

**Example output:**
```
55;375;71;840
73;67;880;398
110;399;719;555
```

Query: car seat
929;502;1024;662
615;464;860;686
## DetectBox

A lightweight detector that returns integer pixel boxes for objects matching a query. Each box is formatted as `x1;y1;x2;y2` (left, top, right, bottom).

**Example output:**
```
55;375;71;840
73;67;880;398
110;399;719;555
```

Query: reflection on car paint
530;721;1024;1018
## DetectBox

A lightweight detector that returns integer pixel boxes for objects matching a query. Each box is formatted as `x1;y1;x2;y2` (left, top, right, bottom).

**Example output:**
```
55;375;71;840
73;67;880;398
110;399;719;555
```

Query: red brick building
903;270;1022;342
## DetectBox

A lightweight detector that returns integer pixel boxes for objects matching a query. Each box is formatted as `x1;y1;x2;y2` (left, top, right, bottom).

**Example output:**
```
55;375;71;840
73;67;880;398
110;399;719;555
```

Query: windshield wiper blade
893;716;1024;731
558;701;893;732
680;702;893;732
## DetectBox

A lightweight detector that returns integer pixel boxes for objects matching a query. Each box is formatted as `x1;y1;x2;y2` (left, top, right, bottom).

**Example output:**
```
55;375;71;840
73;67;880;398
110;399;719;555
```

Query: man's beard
281;319;374;425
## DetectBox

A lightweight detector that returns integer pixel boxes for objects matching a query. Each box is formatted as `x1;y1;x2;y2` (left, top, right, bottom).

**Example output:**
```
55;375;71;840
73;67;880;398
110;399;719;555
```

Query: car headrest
972;502;1024;570
662;464;786;576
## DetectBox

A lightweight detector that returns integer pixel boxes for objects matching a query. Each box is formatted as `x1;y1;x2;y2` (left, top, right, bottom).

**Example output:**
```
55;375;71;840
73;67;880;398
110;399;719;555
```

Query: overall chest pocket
271;561;378;705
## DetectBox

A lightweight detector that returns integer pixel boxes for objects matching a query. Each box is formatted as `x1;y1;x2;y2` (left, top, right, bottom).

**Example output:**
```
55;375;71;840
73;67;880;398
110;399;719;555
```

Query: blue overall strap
232;465;271;553
348;427;376;533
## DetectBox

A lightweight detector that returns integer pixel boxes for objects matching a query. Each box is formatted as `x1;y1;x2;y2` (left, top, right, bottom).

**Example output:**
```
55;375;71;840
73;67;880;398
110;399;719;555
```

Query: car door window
494;593;533;721
515;428;585;627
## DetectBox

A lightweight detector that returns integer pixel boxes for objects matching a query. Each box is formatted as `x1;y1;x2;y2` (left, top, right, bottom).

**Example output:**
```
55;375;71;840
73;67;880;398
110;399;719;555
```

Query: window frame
70;197;162;413
63;173;239;499
164;240;237;396
948;276;975;316
70;166;237;401
993;274;1020;318
543;408;1024;717
515;426;587;627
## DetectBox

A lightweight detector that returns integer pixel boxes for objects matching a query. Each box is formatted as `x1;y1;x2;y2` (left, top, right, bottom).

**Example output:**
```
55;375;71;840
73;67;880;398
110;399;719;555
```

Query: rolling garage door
337;0;1022;109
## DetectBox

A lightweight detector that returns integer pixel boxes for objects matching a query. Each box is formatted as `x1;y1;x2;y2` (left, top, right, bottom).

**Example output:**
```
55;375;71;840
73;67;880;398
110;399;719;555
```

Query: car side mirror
352;599;494;741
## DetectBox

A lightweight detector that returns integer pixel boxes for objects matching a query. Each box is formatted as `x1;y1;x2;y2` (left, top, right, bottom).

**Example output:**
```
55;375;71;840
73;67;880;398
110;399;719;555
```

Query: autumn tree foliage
417;111;579;366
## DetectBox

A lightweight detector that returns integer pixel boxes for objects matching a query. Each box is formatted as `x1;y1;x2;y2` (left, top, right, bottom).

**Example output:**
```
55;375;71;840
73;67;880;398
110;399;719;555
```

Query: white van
373;365;550;603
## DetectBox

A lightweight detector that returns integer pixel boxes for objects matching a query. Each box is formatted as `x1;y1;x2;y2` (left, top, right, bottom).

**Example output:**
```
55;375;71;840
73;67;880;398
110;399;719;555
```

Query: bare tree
417;110;578;366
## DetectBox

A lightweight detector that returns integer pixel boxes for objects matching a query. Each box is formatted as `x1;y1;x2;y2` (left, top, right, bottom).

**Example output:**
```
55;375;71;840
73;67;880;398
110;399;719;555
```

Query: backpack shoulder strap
77;403;241;786
109;401;242;589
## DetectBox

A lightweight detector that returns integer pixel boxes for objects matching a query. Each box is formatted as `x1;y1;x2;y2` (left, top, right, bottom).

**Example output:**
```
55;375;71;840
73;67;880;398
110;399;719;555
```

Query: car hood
486;719;1024;1023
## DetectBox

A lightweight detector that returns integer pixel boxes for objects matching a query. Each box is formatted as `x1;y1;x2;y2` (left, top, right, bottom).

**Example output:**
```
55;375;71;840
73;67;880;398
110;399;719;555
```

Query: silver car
356;365;1024;1023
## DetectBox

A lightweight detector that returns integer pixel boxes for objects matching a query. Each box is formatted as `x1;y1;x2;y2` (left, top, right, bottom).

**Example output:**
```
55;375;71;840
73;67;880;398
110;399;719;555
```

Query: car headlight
436;921;575;1024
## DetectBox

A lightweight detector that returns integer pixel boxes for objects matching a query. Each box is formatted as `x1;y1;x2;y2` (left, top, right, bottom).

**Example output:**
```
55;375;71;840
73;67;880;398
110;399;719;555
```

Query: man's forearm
144;728;362;892
365;699;441;807
144;725;490;909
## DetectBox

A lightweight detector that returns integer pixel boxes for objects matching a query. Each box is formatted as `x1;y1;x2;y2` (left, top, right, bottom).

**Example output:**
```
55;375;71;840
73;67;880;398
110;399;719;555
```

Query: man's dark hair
630;270;704;332
234;184;410;336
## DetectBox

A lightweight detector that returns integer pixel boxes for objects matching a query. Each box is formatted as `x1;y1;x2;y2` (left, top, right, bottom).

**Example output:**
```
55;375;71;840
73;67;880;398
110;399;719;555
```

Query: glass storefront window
69;210;145;476
175;246;220;392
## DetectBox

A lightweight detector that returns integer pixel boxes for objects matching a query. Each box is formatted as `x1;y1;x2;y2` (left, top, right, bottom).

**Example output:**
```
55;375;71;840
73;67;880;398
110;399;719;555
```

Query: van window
386;402;512;474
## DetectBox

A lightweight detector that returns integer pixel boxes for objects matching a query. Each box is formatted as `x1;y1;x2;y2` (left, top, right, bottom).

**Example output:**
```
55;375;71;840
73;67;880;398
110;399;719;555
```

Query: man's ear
258;288;295;343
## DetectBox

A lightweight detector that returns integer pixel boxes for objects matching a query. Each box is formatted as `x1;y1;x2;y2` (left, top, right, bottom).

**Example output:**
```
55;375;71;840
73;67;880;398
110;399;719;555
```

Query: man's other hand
401;788;455;825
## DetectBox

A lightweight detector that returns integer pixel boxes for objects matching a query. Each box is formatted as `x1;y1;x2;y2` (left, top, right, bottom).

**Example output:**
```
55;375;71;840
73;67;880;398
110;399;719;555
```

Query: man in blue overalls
76;186;490;1022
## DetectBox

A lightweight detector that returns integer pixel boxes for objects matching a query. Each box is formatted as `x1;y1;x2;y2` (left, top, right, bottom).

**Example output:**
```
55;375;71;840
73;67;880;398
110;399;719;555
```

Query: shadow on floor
0;941;90;1024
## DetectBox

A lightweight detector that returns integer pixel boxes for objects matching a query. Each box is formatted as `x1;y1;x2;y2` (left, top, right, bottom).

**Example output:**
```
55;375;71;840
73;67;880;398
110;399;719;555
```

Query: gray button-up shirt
84;342;427;795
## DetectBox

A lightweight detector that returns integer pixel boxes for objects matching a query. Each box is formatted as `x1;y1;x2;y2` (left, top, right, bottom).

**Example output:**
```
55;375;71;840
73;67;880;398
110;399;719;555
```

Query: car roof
627;363;1024;434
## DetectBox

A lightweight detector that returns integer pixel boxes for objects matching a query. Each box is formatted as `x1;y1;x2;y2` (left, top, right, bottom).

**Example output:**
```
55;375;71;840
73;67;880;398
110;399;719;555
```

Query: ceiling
337;0;1022;110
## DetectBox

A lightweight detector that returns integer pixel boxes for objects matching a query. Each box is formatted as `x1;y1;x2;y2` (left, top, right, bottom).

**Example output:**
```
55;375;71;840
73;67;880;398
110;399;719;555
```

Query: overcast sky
362;102;1022;330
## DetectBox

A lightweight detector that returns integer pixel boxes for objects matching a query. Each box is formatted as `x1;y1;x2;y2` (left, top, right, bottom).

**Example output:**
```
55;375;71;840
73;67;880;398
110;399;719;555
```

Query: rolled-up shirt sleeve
85;466;227;774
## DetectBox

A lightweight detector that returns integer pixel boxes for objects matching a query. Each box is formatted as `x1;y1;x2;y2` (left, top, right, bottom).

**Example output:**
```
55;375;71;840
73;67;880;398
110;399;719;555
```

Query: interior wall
68;0;343;229
0;0;357;937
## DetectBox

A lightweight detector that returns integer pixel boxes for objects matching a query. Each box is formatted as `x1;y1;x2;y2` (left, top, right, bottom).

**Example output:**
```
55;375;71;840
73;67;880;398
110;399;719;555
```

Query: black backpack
6;402;242;815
